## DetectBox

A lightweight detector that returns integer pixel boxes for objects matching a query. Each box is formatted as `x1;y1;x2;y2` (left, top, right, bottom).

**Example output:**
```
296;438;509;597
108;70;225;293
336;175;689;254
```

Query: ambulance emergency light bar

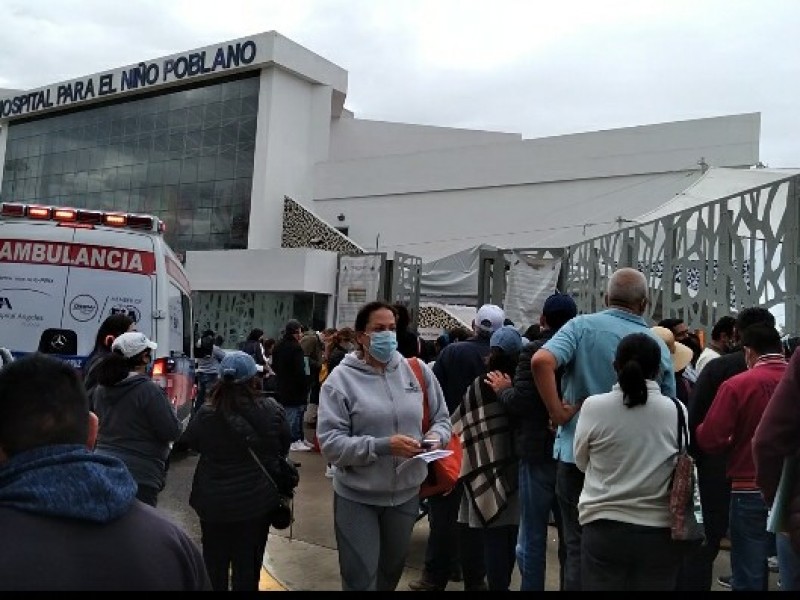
0;201;165;233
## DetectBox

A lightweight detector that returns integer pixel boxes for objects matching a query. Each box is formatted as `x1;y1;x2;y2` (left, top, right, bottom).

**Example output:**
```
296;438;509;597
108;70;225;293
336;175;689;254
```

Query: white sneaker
325;464;336;478
290;440;311;452
302;439;315;449
768;555;779;573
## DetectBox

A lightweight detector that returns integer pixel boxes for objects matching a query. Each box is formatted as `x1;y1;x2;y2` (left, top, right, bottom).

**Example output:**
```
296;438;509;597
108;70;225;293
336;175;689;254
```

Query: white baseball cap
475;304;505;334
112;331;157;358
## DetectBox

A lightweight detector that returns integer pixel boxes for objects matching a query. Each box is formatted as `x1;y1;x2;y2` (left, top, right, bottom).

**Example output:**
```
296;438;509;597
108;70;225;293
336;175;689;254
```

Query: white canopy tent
419;167;796;317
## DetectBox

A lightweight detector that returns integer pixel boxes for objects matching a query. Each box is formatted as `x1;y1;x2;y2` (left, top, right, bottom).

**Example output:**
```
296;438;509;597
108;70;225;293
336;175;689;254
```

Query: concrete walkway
164;445;747;591
262;449;747;592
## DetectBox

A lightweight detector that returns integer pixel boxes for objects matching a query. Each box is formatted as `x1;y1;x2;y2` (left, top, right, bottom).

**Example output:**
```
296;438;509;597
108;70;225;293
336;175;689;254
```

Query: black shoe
717;574;732;589
408;578;443;592
465;581;488;591
449;567;462;582
292;461;301;468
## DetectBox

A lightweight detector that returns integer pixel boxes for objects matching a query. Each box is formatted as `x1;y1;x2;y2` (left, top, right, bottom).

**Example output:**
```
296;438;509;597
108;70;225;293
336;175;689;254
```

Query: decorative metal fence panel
561;174;800;336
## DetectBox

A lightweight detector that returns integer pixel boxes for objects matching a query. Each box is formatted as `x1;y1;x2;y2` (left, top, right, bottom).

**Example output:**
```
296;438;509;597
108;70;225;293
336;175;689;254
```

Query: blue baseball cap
490;325;523;354
218;350;258;383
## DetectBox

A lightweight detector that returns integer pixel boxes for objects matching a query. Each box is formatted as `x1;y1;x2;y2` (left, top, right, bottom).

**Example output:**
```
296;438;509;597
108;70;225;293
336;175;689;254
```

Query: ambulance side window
168;282;192;357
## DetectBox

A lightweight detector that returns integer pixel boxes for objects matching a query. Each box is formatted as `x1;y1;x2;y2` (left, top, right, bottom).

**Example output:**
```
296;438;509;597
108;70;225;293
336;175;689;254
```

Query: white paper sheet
396;449;453;476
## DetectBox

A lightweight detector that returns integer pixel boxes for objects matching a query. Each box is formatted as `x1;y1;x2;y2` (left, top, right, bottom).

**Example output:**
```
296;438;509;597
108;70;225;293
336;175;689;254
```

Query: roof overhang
0;31;348;122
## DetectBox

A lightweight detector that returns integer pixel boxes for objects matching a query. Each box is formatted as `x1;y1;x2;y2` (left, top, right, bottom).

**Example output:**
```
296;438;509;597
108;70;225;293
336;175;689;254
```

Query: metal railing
561;173;800;336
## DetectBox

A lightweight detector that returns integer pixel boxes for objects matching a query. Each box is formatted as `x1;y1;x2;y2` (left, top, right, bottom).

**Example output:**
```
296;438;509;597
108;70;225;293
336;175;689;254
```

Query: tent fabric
417;167;796;308
503;253;561;330
419;243;496;303
634;167;800;223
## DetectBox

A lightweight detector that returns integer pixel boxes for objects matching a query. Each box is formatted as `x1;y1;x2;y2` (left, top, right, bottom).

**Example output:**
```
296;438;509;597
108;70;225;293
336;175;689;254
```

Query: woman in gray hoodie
317;301;452;591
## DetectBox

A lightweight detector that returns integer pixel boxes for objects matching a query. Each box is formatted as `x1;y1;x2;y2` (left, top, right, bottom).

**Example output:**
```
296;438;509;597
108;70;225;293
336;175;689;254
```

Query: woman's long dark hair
90;314;134;353
486;347;519;378
93;349;148;386
615;333;662;407
208;371;258;412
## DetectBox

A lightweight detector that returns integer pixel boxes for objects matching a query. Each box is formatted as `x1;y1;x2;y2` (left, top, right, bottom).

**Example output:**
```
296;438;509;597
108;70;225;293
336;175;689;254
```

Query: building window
335;226;349;236
1;73;260;254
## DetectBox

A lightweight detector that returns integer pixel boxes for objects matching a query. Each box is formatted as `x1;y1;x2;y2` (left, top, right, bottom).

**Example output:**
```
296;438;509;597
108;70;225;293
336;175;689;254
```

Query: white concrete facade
315;112;760;259
0;31;762;301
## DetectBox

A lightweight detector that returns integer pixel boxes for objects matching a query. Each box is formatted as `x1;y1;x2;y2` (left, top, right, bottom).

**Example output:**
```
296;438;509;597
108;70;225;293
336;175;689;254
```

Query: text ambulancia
0;202;196;424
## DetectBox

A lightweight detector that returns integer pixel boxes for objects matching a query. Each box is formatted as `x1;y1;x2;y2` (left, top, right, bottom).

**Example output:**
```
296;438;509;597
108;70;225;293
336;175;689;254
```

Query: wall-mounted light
337;213;346;222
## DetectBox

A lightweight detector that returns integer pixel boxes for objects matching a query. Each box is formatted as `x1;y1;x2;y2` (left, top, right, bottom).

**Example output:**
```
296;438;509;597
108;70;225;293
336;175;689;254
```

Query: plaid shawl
452;376;518;527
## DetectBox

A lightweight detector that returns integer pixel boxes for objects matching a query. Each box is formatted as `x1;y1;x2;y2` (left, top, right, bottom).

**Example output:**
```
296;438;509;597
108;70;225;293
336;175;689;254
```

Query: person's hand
485;370;512;393
561;400;583;422
391;434;427;458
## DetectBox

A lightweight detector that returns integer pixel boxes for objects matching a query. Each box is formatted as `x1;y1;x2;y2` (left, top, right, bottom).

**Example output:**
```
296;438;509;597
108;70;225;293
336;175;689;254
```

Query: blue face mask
367;331;398;363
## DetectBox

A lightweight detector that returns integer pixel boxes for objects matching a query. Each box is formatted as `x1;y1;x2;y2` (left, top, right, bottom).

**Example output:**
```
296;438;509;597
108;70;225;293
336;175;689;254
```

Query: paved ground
161;446;779;592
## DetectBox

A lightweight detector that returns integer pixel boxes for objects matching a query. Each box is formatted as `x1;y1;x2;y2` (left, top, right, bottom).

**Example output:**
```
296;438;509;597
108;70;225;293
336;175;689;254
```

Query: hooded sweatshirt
0;445;210;590
92;373;182;492
317;350;451;506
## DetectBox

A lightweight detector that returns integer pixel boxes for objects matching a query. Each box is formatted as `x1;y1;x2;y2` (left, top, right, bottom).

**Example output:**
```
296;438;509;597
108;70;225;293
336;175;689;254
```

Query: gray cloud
0;0;797;166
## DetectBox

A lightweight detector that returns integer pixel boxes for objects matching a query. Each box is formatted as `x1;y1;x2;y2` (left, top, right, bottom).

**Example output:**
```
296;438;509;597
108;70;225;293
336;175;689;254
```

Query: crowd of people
1;279;799;591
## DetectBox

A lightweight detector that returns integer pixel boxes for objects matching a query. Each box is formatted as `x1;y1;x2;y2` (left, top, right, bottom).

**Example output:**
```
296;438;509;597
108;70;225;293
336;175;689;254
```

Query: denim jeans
194;371;218;413
777;532;800;591
555;460;584;591
284;405;306;443
517;459;564;590
729;490;770;591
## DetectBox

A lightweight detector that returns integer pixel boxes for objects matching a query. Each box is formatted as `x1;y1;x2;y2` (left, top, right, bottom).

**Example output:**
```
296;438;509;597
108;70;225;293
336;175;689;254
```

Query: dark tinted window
2;73;259;253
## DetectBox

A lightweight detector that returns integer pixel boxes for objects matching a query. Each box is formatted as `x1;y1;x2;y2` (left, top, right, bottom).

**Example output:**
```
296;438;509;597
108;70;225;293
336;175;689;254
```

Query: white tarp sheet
503;253;562;330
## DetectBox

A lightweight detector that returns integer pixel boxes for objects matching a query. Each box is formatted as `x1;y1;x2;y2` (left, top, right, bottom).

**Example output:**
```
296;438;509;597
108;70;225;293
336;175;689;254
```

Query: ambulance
0;201;196;424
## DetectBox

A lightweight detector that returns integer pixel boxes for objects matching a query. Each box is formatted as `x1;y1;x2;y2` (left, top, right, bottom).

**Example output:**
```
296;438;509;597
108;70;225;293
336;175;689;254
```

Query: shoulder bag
408;357;463;499
669;398;706;545
245;447;295;533
219;408;298;533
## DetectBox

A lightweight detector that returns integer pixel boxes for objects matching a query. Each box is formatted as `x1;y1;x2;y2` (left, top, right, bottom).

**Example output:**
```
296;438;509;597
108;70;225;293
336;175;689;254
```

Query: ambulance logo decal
69;294;98;322
50;333;68;351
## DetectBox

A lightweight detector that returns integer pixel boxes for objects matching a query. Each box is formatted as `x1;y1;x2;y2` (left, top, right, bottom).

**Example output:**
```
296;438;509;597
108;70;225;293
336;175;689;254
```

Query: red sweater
696;357;787;490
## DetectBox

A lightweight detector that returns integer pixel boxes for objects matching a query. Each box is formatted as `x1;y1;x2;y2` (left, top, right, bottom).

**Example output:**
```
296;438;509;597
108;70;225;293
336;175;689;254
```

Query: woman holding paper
317;301;451;592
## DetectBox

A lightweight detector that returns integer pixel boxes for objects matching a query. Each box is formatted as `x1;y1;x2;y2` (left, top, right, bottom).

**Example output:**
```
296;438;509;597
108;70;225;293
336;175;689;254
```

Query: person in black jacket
486;292;576;591
91;331;181;507
271;320;310;449
180;351;291;592
677;306;775;591
241;328;268;389
409;304;506;591
82;313;135;400
394;303;422;358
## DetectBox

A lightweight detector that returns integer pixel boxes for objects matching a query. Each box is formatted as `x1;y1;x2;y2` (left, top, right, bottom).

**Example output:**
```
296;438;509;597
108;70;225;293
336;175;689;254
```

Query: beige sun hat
651;325;693;372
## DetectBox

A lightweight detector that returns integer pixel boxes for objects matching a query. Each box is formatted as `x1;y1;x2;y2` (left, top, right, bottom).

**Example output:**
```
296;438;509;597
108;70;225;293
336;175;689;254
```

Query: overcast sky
0;0;798;167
